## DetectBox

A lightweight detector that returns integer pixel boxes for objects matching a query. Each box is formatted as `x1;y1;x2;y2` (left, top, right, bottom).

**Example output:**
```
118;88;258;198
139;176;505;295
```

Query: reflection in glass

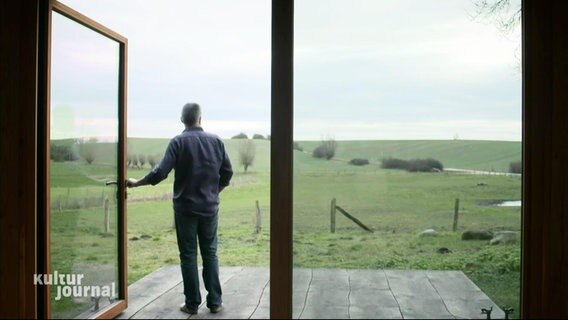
293;0;521;318
50;12;120;319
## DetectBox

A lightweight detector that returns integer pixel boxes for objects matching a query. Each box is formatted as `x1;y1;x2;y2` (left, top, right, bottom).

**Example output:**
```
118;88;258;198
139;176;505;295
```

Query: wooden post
335;206;374;232
453;198;460;232
255;200;262;233
331;198;336;233
103;196;110;233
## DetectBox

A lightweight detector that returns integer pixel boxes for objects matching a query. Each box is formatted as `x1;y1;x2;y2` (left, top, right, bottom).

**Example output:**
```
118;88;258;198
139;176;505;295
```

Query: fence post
453;198;460;232
103;196;110;233
255;200;262;233
331;198;336;233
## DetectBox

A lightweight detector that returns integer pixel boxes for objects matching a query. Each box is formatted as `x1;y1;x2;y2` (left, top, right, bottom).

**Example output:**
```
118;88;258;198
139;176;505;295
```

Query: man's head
181;103;201;127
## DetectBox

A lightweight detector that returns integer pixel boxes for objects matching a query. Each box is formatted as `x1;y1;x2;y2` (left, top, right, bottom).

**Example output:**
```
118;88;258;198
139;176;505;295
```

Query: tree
252;134;265;140
312;138;337;160
238;139;256;173
474;0;521;35
147;154;157;168
84;149;95;165
474;0;521;65
78;138;97;165
232;132;248;139
138;154;146;168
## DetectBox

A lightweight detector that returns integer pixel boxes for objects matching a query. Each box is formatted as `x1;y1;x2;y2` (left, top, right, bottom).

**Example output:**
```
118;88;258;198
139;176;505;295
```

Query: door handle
105;181;127;199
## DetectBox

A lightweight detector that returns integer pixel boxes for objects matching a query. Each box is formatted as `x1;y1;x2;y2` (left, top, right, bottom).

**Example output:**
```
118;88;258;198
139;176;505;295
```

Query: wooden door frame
37;1;128;318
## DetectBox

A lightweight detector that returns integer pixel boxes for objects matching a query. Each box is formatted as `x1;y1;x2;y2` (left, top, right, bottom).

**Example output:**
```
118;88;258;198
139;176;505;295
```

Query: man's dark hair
181;103;201;126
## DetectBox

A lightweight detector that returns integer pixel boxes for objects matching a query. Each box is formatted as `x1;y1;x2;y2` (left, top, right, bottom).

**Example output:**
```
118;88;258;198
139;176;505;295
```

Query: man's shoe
180;303;198;315
210;304;223;313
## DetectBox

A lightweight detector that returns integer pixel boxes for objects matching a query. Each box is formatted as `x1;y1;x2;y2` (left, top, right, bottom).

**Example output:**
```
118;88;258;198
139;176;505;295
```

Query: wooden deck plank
119;266;507;319
426;271;505;319
292;268;312;319
347;269;390;290
117;265;182;319
191;267;269;319
299;268;350;319
385;270;454;319
129;266;243;319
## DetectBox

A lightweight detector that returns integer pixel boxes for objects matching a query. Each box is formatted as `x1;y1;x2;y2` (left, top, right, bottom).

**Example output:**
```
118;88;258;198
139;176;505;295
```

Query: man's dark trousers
174;211;222;309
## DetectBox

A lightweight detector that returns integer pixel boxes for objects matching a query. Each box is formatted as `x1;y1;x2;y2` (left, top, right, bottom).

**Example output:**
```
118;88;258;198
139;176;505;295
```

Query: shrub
381;157;443;172
349;158;369;166
406;158;443;172
293;141;304;152
381;157;408;170
238;139;256;173
509;160;522;174
252;134;265;140
50;144;78;162
312;139;337;160
232;132;248;139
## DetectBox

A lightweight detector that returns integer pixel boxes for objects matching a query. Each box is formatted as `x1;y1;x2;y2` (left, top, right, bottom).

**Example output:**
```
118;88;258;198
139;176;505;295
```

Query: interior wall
0;1;39;318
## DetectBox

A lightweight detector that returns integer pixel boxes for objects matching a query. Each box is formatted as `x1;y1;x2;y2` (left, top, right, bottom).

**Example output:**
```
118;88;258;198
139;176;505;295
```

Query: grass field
49;138;522;318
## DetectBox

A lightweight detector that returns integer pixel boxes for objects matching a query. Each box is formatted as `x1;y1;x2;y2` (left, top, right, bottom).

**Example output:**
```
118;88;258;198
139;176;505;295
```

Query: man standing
126;103;233;315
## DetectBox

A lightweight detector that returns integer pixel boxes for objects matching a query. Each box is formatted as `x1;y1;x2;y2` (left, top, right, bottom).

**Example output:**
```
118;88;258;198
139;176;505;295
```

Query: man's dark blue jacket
144;127;233;216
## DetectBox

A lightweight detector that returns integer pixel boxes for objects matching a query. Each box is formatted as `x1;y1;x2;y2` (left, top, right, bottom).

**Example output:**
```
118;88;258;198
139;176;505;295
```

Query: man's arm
126;176;150;188
126;139;177;188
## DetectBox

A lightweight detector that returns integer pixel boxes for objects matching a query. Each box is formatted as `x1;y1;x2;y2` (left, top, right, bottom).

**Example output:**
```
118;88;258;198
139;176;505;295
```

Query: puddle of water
496;200;522;207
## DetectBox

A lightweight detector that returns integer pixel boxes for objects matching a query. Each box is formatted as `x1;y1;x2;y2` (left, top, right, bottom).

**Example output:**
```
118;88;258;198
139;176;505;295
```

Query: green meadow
49;138;522;318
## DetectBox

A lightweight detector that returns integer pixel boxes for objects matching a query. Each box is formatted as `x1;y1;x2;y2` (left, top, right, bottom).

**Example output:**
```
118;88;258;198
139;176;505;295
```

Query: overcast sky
54;0;521;141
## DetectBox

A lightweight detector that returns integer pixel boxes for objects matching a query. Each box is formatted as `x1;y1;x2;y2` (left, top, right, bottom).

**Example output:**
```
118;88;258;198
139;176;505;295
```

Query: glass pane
58;1;271;317
294;0;521;319
50;12;120;319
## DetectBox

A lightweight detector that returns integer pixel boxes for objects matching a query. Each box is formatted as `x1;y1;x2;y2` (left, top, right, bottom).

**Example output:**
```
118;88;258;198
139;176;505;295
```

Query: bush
312;139;337;160
381;157;443;172
349;158;369;166
406;158;443;172
50;144;79;162
381;157;408;170
509;160;522;174
252;134;265;140
232;132;248;139
293;141;304;152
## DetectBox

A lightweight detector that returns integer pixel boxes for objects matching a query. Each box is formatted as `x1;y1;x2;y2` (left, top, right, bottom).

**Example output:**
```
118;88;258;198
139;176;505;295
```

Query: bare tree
147;154;156;168
473;0;522;67
138;154;146;168
473;0;521;35
78;137;97;165
238;139;256;173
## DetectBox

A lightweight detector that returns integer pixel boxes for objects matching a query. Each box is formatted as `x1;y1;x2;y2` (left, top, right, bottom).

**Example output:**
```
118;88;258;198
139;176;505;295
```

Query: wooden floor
116;266;505;319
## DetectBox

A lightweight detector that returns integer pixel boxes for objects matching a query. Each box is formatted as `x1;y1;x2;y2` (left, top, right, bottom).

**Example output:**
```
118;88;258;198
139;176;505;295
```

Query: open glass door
46;1;127;318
